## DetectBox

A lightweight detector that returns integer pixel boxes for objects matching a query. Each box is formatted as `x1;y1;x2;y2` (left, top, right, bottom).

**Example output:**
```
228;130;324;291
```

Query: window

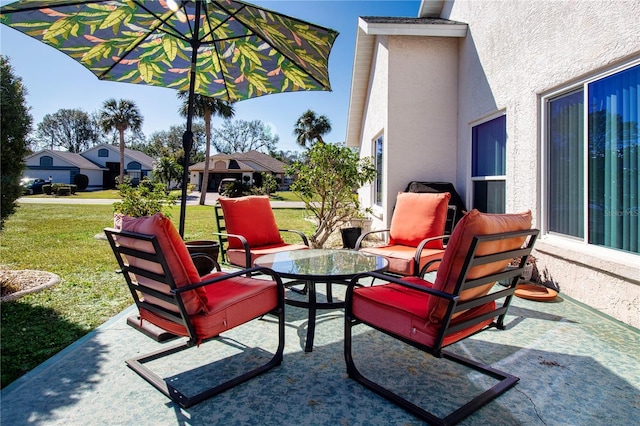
127;171;141;185
373;134;383;207
546;63;639;254
39;156;53;167
98;148;109;157
472;115;506;213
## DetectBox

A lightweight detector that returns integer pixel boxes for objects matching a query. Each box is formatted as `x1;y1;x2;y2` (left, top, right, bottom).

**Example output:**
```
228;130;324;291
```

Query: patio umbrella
0;0;338;236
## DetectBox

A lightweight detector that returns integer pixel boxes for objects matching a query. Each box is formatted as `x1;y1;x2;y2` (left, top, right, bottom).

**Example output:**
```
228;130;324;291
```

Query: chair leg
344;319;519;426
127;307;285;409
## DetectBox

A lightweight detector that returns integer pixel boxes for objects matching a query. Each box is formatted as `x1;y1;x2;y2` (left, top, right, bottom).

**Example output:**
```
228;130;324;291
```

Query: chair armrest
413;235;448;271
173;266;284;294
418;258;443;278
212;231;251;268
347;271;457;302
354;229;390;250
279;229;309;246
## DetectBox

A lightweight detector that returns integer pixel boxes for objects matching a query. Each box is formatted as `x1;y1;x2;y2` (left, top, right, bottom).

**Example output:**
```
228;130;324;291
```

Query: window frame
470;112;507;214
541;58;640;255
372;133;384;208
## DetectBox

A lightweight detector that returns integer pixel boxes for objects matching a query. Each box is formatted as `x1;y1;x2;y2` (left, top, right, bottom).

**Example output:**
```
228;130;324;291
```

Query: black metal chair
214;195;308;268
345;209;539;425
355;192;455;276
105;213;285;408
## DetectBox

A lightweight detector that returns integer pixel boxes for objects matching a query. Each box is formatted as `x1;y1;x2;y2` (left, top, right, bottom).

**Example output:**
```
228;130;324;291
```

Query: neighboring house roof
345;15;467;147
25;149;106;170
190;150;287;174
83;143;155;169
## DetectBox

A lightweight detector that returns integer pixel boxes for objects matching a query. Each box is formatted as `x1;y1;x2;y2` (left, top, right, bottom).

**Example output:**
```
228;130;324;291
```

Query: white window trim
371;132;384;215
539;57;640;255
468;111;507;211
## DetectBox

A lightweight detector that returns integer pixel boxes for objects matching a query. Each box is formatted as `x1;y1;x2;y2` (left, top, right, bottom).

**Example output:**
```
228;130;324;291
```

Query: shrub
113;178;178;217
50;183;76;196
287;143;376;248
220;180;247;198
74;174;89;191
261;173;278;195
0;56;32;230
43;184;52;195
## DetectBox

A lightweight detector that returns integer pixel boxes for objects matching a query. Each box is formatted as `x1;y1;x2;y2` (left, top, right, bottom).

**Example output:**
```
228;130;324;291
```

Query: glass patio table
254;249;388;352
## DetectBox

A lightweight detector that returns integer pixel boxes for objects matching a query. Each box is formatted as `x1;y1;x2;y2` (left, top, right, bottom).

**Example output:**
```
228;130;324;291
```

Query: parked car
217;178;238;194
21;178;48;195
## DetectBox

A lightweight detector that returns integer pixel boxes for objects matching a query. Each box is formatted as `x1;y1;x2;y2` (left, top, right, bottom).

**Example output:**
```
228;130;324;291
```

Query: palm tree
153;156;183;191
293;109;332;148
178;92;235;205
99;99;143;185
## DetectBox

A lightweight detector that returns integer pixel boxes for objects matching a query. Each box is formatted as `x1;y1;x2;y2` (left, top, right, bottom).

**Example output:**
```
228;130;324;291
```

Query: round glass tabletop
254;249;388;280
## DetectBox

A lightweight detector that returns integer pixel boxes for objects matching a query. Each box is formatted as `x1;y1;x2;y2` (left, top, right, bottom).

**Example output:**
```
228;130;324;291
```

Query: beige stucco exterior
348;1;640;327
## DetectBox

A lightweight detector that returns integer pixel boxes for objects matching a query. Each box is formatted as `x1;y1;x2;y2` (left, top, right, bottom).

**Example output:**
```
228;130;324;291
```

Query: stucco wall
442;0;640;327
357;36;389;225
358;35;459;229
387;35;458;199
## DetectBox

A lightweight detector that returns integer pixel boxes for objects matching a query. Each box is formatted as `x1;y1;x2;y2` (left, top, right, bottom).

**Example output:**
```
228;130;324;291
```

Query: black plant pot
341;227;362;249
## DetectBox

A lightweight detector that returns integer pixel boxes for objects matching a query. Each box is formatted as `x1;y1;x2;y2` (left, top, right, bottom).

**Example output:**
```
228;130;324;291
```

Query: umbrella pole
179;0;202;238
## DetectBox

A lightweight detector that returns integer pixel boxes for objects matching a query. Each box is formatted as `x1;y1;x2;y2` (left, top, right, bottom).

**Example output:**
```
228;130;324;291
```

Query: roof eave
346;17;468;148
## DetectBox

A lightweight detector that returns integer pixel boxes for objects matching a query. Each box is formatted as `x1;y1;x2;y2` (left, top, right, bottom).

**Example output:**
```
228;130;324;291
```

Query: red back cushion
218;196;283;249
120;213;208;315
427;209;532;323
388;192;451;249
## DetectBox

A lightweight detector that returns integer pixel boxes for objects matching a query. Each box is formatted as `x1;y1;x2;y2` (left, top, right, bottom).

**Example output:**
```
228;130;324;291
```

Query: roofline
358;19;467;38
346;15;467;147
25;149;107;170
418;0;445;18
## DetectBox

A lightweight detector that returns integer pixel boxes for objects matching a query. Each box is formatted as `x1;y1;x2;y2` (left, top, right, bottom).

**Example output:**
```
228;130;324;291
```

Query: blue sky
0;0;421;152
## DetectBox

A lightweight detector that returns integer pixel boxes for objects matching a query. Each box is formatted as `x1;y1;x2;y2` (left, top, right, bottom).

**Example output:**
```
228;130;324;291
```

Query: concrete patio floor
2;279;639;426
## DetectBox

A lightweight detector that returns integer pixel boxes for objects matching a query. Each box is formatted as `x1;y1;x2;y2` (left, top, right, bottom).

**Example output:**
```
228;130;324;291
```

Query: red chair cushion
226;243;308;268
218;196;284;249
427;209;532;324
139;272;279;342
388;192;451;249
352;277;495;348
120;213;208;315
360;245;444;276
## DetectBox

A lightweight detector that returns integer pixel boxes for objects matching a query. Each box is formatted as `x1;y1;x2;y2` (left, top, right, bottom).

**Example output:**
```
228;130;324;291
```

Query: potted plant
112;177;178;228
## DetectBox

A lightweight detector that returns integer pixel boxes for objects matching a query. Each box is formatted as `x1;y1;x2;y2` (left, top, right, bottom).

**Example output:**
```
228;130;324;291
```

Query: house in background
23;143;155;189
189;150;288;192
81;143;154;188
347;0;639;327
23;149;106;190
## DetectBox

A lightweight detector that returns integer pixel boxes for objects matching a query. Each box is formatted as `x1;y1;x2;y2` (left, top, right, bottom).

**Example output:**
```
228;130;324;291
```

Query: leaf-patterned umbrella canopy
0;0;338;101
1;0;338;236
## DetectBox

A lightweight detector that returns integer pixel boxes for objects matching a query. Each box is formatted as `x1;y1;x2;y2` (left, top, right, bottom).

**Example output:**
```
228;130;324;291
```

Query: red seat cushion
352;276;495;348
388;192;451;249
139;272;279;341
360;245;443;276
227;243;308;268
119;213;208;315
218;196;284;249
427;209;532;324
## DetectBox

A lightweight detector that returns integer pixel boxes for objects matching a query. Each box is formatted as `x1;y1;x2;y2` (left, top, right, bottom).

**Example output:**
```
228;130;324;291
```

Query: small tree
260;172;279;195
153;156;183;190
287;143;376;248
1;55;32;230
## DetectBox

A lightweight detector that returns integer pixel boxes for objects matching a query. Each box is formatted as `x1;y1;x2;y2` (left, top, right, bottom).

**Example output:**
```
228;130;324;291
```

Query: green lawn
24;189;308;201
0;202;315;389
